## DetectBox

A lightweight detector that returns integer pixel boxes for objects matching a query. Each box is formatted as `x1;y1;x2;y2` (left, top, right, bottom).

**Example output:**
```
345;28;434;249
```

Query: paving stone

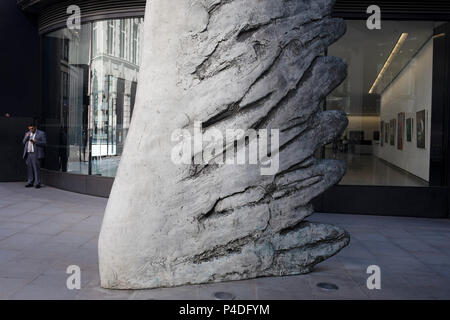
392;238;441;254
0;277;31;299
131;285;201;300
0;221;34;231
50;213;91;224
1;182;450;299
10;282;79;300
23;221;73;236
50;231;94;246
27;205;66;215
0;233;53;251
0;228;19;240
0;249;22;264
0;258;52;279
8;212;54;224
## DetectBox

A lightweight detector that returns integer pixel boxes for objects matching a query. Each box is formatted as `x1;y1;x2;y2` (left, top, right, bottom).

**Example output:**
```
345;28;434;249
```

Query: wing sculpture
99;0;350;289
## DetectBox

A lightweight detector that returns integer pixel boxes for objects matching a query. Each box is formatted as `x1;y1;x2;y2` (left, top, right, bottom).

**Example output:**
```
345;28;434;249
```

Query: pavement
0;182;449;300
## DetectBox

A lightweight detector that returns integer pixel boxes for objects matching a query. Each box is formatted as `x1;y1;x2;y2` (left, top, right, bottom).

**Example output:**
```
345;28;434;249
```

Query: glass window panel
42;17;144;178
90;18;143;177
326;20;443;187
42;25;91;175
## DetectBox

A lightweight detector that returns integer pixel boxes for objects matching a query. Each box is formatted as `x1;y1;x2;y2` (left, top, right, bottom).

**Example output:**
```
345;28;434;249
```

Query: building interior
325;20;443;187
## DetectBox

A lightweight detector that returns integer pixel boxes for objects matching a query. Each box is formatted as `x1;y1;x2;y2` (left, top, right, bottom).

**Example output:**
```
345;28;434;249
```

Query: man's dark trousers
25;152;41;185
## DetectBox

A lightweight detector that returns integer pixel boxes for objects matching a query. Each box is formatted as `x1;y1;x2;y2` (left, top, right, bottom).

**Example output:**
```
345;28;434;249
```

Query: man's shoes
35;184;41;189
25;184;33;188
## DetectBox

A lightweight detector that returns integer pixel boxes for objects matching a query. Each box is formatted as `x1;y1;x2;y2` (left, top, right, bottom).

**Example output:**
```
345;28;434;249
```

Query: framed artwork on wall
406;118;412;142
397;112;405;150
390;119;396;146
385;123;389;143
417;110;426;149
380;121;384;146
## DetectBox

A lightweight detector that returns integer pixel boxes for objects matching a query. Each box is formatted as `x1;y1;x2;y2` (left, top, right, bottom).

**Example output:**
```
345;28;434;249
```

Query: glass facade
42;18;144;177
41;17;447;189
325;20;445;187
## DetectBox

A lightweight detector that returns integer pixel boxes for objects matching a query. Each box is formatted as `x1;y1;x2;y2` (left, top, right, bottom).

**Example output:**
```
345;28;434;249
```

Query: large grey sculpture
99;0;350;289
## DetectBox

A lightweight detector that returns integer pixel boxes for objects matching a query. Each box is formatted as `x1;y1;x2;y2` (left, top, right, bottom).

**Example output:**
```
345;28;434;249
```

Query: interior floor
325;150;428;187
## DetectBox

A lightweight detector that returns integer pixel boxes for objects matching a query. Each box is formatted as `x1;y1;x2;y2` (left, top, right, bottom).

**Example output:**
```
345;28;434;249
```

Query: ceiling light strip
432;33;446;39
369;33;408;94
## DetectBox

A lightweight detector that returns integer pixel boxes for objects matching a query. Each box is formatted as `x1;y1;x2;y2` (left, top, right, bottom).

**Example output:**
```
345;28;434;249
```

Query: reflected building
42;17;143;177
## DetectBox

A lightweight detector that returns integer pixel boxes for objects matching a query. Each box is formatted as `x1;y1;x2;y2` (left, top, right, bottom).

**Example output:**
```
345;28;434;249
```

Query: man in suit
23;124;47;188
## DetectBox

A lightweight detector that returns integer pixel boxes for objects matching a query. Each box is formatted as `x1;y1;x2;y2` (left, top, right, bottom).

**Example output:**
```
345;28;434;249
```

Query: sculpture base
100;222;349;290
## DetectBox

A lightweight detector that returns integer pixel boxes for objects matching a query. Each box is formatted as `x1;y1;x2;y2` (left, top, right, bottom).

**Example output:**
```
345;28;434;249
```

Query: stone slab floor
0;182;449;300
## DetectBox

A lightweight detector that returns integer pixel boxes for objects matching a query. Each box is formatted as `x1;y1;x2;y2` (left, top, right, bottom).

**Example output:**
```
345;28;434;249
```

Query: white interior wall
374;39;433;182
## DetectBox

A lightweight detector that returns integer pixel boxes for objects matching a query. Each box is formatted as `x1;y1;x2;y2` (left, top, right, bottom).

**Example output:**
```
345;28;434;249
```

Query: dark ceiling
17;0;450;17
17;0;60;12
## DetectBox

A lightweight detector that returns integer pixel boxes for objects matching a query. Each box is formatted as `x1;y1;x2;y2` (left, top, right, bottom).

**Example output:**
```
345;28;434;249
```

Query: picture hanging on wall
380;121;384;146
390;119;396;146
385;123;389;143
397;112;405;150
417;110;426;149
406;118;413;142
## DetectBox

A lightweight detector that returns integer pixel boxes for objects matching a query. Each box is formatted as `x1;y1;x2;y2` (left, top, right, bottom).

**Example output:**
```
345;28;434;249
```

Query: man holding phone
23;123;47;188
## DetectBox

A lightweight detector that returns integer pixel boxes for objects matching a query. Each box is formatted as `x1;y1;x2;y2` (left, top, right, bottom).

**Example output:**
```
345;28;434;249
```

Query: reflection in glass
42;17;144;177
42;25;91;175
